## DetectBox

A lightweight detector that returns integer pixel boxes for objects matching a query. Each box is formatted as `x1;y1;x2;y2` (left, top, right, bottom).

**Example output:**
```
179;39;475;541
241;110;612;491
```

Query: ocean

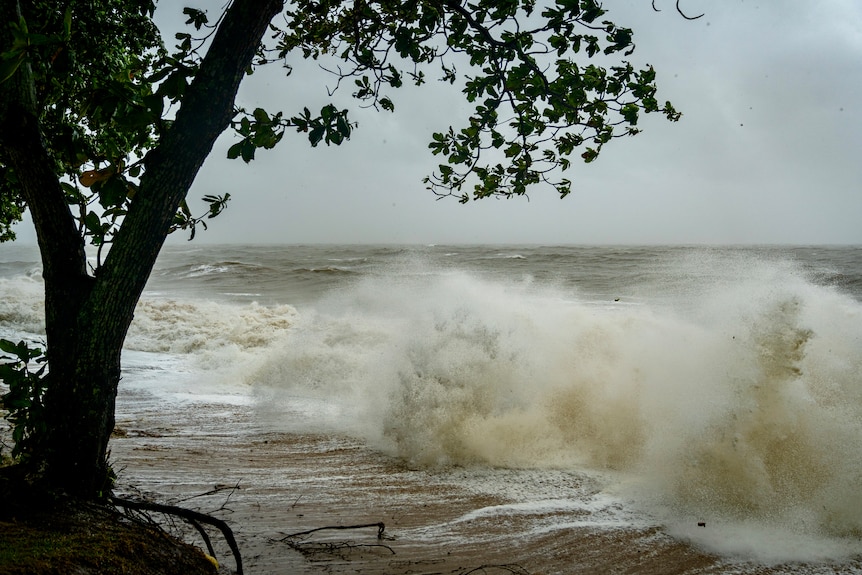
1;243;861;574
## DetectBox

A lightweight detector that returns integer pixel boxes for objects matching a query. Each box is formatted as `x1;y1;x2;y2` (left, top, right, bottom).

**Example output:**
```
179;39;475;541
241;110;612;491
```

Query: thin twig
289;493;303;508
676;0;704;20
175;480;241;504
462;565;530;575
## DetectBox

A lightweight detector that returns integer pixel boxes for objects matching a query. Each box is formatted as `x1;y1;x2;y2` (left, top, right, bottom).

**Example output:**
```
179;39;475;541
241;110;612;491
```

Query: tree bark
0;0;97;491
0;0;284;497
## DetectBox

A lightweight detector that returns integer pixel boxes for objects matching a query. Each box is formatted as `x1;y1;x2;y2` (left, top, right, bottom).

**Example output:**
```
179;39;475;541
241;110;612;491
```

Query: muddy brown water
110;385;859;575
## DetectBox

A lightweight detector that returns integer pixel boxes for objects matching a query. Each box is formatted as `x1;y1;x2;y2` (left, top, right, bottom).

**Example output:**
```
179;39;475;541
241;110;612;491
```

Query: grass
0;465;218;575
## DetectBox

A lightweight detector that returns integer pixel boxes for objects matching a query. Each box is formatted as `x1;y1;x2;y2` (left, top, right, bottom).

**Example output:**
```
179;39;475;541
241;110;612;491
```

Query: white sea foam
0;271;296;397
246;252;862;562
0;276;45;336
186;263;229;277
126;298;296;355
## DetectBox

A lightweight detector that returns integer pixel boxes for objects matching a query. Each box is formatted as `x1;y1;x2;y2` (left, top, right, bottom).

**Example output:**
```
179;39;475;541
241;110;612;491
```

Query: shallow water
111;372;862;574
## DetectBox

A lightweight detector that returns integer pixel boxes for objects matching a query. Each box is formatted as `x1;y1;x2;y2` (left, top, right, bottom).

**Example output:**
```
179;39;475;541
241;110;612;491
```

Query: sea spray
248;251;862;560
0;276;46;337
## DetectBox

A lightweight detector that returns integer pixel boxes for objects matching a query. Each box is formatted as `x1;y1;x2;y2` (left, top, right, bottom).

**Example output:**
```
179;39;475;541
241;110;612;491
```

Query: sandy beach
110;383;858;575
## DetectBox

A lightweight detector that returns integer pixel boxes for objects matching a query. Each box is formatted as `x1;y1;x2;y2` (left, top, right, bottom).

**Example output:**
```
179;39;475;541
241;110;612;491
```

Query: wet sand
110;385;859;575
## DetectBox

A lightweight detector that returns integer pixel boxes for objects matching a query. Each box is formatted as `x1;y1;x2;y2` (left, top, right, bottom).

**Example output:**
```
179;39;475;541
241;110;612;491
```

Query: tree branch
280;521;386;540
676;0;705;20
89;0;285;345
0;0;87;284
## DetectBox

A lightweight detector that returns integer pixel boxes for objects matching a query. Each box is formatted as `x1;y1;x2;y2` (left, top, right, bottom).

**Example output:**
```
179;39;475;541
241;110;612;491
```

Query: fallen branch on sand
110;496;243;575
174;480;242;508
278;522;393;559
279;521;386;541
461;565;530;575
286;539;397;559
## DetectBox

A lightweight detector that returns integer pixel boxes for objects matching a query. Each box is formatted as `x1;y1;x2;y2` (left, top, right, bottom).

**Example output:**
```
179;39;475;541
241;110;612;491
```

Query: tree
0;0;680;498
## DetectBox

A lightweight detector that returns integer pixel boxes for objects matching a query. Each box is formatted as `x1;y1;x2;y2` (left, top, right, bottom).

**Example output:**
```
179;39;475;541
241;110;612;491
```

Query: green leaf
309;125;325;147
252;108;270;123
0;52;25;84
0;338;23;358
183;7;209;30
226;140;244;160
62;7;72;39
334;115;347;138
621;103;639;125
581;148;598;163
240;141;255;162
83;211;104;235
157;70;189;100
95;176;129;208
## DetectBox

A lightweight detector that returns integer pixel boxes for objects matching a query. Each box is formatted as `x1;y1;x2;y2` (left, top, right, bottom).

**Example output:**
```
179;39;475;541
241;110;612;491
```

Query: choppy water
2;243;862;571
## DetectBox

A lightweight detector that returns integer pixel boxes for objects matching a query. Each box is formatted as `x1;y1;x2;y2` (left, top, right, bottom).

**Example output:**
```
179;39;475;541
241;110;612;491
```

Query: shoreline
109;384;862;575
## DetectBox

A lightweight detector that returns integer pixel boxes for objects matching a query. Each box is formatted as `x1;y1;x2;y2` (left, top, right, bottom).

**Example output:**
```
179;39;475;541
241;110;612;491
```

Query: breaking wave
248;253;862;559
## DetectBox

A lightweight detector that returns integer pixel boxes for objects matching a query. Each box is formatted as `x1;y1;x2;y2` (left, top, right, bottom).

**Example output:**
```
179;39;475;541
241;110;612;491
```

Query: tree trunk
0;0;284;498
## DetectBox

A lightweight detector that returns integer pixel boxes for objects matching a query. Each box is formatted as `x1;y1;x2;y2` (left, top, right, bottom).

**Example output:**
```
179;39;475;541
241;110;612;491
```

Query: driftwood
287;539;397;560
279;522;393;559
280;521;386;541
110;496;243;575
278;522;530;575
175;480;241;506
462;565;530;575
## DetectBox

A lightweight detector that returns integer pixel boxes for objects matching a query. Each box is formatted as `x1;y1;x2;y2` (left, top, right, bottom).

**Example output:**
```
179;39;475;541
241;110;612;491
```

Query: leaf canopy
1;0;680;243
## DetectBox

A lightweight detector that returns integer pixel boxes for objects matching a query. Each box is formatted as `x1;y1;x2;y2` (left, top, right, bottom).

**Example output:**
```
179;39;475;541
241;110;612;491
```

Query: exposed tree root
110;496;243;574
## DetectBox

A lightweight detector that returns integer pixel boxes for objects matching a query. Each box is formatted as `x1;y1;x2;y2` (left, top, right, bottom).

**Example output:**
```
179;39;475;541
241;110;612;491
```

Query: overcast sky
15;0;862;245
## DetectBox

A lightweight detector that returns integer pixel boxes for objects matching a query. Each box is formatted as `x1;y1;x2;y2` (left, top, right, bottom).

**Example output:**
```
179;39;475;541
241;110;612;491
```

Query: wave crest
249;257;862;546
127;298;296;354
